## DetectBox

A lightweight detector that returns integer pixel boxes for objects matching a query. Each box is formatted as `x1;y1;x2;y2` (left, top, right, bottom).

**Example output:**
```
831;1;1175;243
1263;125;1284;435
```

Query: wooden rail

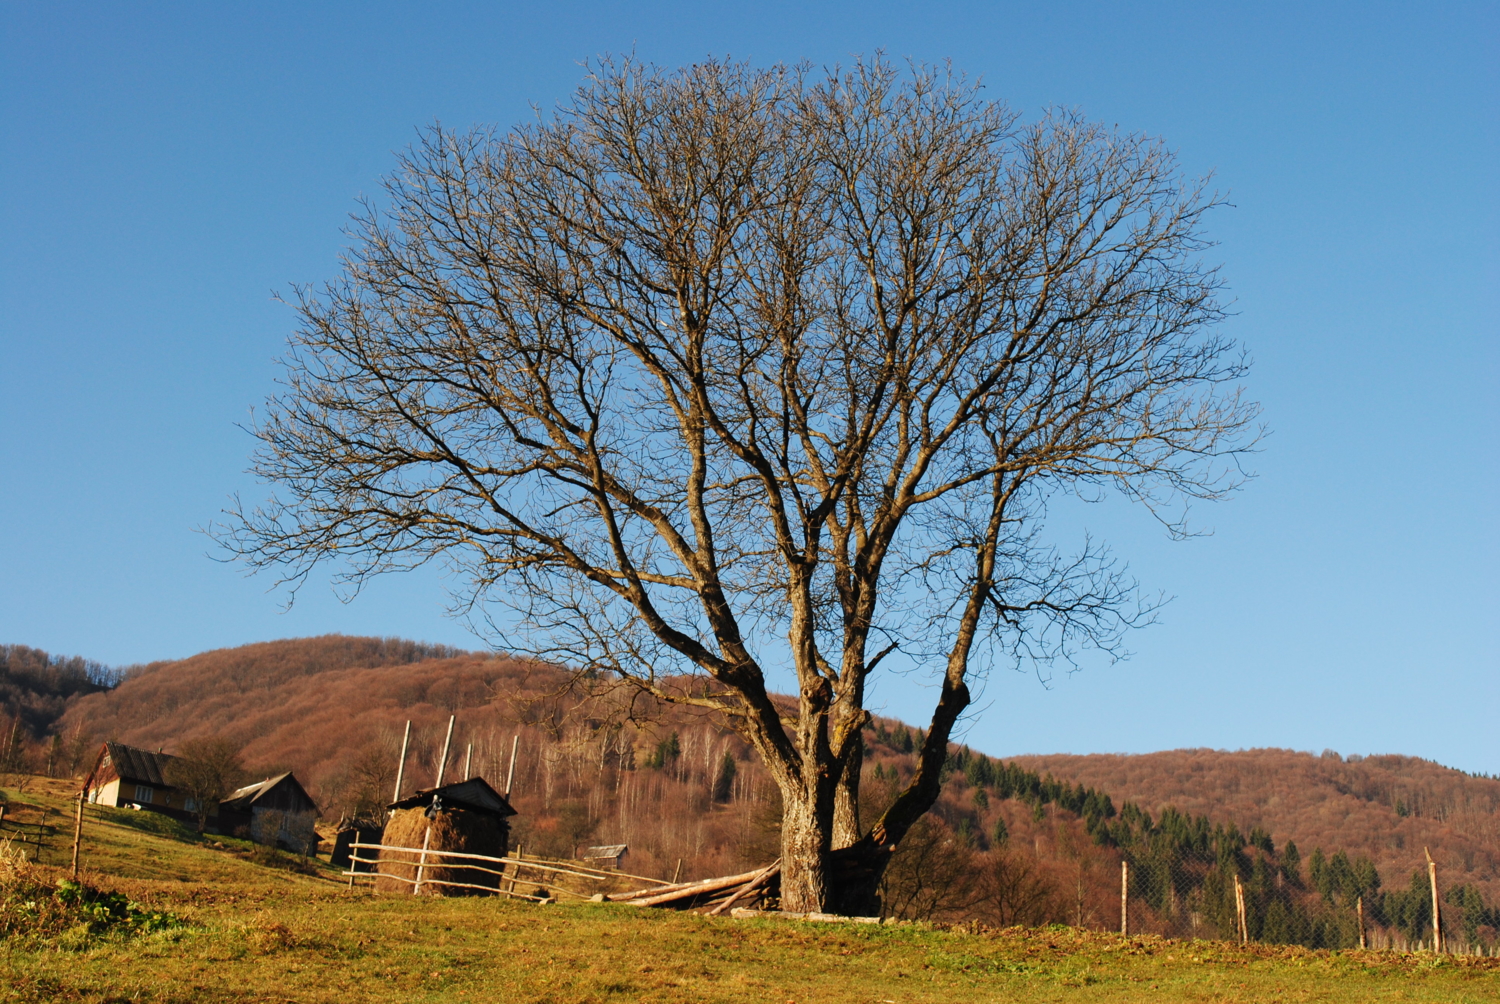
344;843;653;900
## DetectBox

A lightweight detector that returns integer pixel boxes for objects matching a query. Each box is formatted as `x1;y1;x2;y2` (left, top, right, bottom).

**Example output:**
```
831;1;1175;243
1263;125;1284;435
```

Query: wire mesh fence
879;823;1498;955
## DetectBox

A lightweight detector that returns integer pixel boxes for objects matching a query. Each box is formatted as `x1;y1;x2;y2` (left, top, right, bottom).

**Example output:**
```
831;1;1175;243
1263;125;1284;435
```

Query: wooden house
219;771;320;854
83;742;216;826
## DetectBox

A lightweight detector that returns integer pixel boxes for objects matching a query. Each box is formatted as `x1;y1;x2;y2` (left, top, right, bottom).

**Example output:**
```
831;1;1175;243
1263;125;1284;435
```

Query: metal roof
101;742;179;787
583;844;629;858
220;771;317;813
388;776;517;818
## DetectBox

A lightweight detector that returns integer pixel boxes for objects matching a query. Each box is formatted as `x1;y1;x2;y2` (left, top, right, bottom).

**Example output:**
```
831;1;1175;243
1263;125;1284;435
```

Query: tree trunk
827;838;890;916
778;782;833;913
832;738;862;850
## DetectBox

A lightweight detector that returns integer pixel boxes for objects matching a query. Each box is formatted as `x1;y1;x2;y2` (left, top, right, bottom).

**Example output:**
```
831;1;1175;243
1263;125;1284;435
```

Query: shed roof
583;844;628;859
388;777;516;818
221;771;317;813
101;742;179;787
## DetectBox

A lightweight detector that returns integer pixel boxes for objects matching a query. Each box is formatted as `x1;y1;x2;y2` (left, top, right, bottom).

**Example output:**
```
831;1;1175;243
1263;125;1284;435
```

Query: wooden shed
376;777;517;896
331;821;385;872
582;844;629;869
219;772;320;854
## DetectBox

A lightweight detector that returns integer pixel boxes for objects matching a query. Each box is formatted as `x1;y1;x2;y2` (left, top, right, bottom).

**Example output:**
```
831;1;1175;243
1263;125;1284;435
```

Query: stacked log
614;860;781;913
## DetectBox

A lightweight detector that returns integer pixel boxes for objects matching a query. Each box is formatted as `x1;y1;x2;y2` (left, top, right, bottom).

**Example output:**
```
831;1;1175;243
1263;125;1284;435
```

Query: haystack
375;777;516;896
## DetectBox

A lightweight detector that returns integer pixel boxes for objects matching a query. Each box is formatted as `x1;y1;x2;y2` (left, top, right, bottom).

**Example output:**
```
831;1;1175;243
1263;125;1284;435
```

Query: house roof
221;771;317;813
388;776;517;818
100;742;179;787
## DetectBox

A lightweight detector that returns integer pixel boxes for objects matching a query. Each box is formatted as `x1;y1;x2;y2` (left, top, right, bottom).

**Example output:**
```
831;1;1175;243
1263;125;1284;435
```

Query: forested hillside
0;644;120;774
1009;749;1500;911
7;635;1495;948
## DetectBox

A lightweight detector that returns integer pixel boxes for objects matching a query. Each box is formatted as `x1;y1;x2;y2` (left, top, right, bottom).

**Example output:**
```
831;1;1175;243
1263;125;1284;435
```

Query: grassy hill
0;635;1492;949
2;774;1496;1003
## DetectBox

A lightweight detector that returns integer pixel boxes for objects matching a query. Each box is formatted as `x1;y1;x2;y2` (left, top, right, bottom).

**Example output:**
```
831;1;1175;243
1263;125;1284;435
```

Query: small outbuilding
376;777;516;896
582;844;629;869
219;772;319;854
331;820;385;872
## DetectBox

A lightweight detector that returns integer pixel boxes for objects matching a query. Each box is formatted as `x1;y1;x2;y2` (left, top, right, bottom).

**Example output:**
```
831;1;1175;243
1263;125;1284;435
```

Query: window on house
184;797;199;812
134;784;154;803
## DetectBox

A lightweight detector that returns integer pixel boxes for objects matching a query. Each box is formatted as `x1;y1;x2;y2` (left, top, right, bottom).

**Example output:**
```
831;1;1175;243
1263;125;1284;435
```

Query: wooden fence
344;842;672;900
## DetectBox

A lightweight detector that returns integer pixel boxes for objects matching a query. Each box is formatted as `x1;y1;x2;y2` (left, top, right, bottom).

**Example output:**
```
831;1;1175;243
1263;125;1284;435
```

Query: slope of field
1009;750;1500;905
36;635;1500;930
4;775;1496;1004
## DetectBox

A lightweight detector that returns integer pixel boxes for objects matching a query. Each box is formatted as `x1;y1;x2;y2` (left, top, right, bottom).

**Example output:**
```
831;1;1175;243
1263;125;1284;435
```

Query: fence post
1233;874;1248;945
1120;859;1129;935
1357;895;1366;949
1425;847;1443;953
70;790;84;877
413;825;434;896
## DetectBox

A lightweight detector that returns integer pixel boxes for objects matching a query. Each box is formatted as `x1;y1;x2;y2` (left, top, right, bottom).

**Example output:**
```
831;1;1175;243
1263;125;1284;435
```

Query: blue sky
2;2;1495;773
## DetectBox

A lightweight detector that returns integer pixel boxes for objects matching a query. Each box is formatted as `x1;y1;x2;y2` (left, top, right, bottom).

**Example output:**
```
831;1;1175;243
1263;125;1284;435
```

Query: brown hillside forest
3;635;1496;952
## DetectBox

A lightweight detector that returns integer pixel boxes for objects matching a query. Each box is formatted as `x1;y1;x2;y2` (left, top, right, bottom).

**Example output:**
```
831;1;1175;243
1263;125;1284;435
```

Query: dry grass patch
2;780;1496;1003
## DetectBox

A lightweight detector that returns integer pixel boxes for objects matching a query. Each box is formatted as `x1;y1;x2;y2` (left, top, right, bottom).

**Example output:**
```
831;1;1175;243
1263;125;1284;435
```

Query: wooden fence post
413;825;434;896
1357;895;1366;949
1425;847;1443;953
70;790;84;877
1234;874;1248;945
1120;859;1129;935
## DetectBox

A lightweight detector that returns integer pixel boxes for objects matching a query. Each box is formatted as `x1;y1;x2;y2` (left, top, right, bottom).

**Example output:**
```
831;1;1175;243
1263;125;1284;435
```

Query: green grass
4;779;1497;1004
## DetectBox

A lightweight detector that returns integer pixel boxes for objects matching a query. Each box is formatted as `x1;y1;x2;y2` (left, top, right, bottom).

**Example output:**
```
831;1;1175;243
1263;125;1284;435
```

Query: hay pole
462;743;473;781
505;734;518;796
434;714;456;787
392;720;411;805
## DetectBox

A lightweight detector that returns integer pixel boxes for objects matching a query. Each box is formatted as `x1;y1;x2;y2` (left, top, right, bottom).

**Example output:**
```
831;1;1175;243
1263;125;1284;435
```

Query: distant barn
219;772;319;854
376;777;517;895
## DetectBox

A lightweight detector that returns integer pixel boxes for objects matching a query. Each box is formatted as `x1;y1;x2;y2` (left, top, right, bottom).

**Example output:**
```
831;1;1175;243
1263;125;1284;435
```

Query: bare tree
974;848;1064;927
220;57;1258;913
878;815;979;921
165;737;245;833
